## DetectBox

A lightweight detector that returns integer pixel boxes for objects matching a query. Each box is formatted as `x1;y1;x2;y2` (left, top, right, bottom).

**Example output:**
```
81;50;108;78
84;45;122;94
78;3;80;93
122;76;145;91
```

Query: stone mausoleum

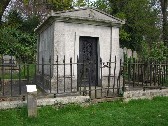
35;8;125;93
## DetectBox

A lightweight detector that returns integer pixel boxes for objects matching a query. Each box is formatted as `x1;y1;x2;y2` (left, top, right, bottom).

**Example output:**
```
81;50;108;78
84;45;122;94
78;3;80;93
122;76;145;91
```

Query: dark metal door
78;37;98;86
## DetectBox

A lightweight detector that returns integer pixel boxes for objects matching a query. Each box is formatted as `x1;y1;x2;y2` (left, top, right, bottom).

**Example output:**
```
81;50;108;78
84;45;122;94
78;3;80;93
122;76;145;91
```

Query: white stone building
35;8;125;91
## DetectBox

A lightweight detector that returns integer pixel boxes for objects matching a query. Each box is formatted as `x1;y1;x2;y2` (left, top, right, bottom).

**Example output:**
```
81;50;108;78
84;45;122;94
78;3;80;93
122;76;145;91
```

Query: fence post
122;60;125;92
113;56;116;95
132;58;135;87
89;61;91;97
26;85;37;117
117;59;122;95
77;55;80;93
0;55;3;91
10;56;13;96
0;78;1;91
100;58;103;98
70;57;73;92
63;55;65;92
1;56;4;95
49;56;52;93
56;55;59;94
107;55;111;96
42;57;44;89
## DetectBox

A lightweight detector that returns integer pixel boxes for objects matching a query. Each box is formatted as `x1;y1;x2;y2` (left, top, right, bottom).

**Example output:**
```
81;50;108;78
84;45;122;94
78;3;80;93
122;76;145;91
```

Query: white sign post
26;85;37;117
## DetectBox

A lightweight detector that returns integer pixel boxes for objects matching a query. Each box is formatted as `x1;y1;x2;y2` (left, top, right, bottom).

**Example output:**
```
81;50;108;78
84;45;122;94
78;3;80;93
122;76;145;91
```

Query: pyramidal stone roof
35;8;125;32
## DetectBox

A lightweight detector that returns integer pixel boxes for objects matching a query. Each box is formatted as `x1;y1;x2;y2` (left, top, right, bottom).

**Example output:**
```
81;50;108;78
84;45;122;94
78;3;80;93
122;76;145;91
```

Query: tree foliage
51;0;73;11
141;41;168;61
0;26;37;63
92;0;161;51
0;0;167;62
91;0;111;12
0;9;40;63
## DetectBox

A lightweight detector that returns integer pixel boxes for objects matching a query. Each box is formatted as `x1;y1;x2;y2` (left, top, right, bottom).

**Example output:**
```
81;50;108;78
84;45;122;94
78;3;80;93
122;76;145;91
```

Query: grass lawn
1;97;168;126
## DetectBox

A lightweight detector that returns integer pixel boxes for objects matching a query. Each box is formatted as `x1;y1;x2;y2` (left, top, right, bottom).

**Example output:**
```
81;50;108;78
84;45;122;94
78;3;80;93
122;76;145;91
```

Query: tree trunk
160;0;168;47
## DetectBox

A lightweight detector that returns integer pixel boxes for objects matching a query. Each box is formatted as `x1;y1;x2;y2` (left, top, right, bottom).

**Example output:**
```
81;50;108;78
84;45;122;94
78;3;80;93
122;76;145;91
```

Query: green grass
1;97;168;126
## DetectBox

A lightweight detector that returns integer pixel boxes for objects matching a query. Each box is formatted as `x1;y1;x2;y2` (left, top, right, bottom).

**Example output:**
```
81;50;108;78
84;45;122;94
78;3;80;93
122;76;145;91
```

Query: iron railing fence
0;55;123;99
35;55;123;99
123;59;168;91
1;55;168;100
0;59;36;100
